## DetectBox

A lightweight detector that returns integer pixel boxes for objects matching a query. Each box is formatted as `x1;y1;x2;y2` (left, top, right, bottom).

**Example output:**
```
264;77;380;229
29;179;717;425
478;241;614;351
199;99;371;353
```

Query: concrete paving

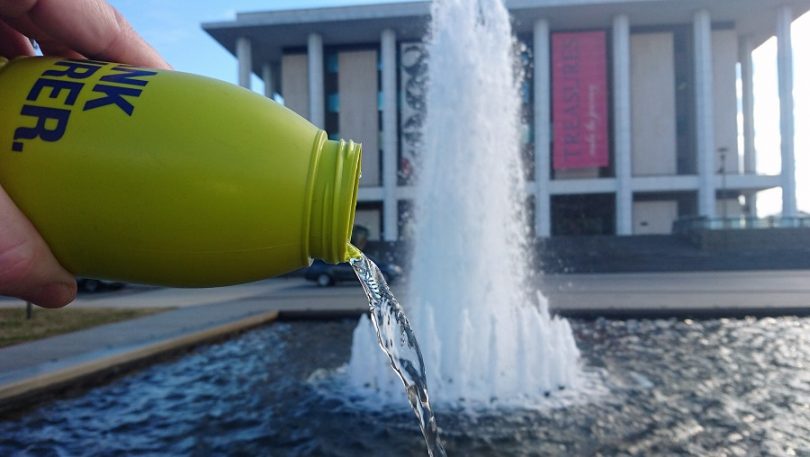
539;269;810;314
0;278;304;309
1;270;809;410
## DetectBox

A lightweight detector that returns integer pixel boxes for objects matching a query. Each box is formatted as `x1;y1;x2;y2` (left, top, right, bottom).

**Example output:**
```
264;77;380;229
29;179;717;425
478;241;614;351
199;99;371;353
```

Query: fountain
344;0;581;408
3;2;810;455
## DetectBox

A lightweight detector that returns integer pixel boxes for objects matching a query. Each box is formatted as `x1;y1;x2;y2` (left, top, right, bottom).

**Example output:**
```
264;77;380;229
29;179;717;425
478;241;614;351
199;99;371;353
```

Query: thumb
0;185;76;307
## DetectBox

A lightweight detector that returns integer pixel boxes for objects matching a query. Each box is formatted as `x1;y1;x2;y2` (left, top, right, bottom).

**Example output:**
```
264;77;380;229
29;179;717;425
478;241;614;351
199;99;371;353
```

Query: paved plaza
3;269;809;313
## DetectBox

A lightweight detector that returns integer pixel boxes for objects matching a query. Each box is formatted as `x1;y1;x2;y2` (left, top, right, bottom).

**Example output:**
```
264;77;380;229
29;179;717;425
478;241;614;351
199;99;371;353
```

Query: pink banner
552;31;609;170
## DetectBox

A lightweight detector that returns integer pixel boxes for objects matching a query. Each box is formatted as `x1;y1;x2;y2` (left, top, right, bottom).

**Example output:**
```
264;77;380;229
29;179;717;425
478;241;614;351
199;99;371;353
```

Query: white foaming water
345;0;581;408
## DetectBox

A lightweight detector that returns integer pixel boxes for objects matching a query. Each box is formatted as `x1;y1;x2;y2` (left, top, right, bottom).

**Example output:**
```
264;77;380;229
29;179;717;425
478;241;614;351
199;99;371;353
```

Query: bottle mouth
305;133;362;264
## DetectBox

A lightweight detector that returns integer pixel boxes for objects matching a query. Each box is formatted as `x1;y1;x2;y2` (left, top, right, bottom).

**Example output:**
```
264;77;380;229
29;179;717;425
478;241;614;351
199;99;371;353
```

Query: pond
1;316;809;456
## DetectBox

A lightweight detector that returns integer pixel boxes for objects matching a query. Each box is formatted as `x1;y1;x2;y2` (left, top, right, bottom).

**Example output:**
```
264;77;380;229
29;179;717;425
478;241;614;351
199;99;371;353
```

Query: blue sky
109;0;808;215
108;0;405;83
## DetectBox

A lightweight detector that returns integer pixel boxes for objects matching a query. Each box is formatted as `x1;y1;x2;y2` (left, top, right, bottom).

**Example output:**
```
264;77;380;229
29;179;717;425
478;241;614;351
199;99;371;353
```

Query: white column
613;14;632;235
262;63;274;99
740;36;756;174
236;36;252;89
307;33;325;128
693;9;716;218
739;35;757;215
777;5;797;218
381;29;399;241
533;19;552;237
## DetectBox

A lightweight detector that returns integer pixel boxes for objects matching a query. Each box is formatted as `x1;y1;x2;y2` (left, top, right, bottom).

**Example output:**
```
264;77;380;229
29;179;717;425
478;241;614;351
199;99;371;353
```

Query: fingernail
37;282;77;308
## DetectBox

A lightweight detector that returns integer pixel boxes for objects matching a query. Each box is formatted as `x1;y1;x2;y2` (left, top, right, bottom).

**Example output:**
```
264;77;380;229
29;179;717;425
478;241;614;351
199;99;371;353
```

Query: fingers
0;0;34;17
0;0;169;69
0;3;80;308
0;185;76;308
0;1;160;307
0;17;34;57
2;13;85;59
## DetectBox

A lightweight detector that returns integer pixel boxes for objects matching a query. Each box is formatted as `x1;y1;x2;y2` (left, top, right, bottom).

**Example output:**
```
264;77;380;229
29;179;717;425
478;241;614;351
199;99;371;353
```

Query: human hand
0;0;170;307
0;0;169;68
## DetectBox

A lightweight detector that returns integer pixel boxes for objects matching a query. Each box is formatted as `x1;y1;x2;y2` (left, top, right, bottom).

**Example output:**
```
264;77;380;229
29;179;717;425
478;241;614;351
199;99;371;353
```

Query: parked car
76;278;125;293
304;259;403;287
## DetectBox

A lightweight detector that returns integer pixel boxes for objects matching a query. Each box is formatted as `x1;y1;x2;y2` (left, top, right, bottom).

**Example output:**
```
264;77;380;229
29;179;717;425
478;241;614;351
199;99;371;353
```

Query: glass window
326;53;339;73
327;93;340;113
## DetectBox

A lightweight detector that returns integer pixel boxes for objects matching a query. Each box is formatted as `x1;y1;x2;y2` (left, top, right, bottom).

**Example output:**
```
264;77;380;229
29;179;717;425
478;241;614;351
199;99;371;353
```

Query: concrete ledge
0;309;278;414
558;307;810;320
278;309;365;321
277;307;810;322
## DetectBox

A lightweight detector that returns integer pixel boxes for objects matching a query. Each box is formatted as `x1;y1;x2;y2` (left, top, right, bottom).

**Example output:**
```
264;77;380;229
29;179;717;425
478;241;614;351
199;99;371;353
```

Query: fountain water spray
346;0;581;408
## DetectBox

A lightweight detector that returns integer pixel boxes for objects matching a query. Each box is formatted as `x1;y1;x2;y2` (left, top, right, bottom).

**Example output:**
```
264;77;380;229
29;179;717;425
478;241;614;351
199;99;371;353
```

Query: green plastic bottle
0;56;361;287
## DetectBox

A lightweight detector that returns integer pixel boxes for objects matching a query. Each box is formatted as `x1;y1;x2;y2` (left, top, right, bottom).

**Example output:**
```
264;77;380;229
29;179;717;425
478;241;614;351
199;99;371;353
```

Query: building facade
204;0;807;241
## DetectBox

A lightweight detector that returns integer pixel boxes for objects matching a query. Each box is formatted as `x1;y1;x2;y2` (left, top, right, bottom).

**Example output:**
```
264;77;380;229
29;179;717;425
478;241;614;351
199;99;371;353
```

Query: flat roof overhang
203;0;810;76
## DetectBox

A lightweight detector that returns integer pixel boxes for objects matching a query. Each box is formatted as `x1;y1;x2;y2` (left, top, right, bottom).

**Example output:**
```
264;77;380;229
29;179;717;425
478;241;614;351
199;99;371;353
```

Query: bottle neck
306;133;362;264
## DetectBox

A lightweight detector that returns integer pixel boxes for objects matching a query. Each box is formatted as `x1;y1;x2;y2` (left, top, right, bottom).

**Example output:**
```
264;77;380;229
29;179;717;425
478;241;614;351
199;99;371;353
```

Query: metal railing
673;216;810;232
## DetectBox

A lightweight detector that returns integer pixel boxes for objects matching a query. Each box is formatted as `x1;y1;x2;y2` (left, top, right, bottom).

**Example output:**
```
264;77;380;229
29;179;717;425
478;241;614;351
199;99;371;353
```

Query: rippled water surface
2;317;809;456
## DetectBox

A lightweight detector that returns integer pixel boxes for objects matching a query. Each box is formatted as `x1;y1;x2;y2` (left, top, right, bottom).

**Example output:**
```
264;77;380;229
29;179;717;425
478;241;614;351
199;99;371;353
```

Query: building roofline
201;0;673;30
236;1;429;24
202;0;810;76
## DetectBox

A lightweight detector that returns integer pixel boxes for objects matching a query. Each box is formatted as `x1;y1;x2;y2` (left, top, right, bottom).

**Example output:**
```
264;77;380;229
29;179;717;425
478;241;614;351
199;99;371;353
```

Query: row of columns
381;29;399;242
777;6;797;218
693;9;717;219
235;30;401;241
307;34;325;129
237;36;278;100
533;6;797;237
235;5;798;239
740;36;757;216
612;14;633;236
